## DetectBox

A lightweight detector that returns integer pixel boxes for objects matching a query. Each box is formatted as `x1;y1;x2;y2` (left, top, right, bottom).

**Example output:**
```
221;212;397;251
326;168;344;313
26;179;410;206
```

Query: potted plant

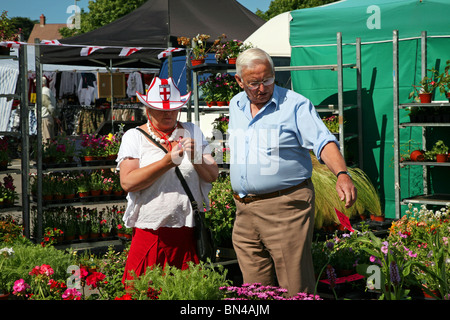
409;68;441;103
431;140;448;162
76;173;90;197
223;39;252;63
213;34;228;64
90;171;104;196
322;115;340;133
0;11;21;56
178;34;213;66
205;175;236;248
438;60;450;102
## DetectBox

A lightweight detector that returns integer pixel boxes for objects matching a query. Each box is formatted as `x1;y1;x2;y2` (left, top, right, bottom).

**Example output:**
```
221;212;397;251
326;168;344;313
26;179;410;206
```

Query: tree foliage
59;0;146;38
256;0;339;21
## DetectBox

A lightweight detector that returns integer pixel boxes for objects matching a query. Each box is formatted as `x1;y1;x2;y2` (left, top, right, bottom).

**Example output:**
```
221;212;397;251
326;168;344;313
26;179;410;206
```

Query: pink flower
13;279;30;295
62;288;82;300
40;264;54;276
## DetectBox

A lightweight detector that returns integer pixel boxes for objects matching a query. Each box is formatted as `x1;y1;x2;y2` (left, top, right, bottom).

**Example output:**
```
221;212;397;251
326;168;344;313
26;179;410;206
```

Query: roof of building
27;14;65;43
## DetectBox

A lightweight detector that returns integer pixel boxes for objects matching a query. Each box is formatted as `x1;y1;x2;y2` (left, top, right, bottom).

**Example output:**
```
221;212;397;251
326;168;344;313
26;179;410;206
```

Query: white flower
0;247;14;257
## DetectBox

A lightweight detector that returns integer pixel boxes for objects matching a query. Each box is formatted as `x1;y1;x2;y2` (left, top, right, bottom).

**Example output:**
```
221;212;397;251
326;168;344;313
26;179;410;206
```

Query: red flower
115;293;134;300
86;271;106;288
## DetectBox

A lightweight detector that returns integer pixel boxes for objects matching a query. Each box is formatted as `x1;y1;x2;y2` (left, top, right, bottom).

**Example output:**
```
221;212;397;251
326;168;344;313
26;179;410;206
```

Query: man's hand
336;173;357;208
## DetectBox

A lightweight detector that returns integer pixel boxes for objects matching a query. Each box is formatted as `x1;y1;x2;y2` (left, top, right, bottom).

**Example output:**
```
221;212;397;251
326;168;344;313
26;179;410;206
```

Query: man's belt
233;179;309;204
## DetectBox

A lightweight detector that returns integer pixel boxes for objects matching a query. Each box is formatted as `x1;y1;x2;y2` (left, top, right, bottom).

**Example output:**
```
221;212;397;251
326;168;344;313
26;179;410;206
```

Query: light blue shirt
228;85;338;197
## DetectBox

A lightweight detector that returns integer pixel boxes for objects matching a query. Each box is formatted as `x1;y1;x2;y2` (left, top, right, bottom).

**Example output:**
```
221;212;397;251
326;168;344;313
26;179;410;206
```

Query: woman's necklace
147;120;178;146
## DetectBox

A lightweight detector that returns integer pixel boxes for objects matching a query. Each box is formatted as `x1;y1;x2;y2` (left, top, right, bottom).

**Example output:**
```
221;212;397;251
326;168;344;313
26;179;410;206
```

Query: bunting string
0;40;183;58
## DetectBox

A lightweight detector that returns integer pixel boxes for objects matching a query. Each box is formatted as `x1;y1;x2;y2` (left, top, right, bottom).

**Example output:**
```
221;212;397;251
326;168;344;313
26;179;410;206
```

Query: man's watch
336;171;352;179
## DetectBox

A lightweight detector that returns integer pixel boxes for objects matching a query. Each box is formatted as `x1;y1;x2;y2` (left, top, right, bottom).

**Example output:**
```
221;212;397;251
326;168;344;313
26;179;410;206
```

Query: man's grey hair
236;48;274;77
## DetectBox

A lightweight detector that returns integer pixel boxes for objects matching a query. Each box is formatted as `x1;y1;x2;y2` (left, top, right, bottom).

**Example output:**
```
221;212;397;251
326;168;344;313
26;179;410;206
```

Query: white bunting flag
158;47;184;59
41;40;62;45
119;47;143;57
0;41;25;49
80;46;105;56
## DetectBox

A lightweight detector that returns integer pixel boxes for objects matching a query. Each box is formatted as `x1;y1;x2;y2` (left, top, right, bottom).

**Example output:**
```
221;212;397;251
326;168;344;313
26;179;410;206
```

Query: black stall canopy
40;0;265;68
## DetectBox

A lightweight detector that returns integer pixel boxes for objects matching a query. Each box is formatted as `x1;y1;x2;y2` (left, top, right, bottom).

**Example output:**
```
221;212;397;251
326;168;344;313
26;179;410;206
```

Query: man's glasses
246;77;275;90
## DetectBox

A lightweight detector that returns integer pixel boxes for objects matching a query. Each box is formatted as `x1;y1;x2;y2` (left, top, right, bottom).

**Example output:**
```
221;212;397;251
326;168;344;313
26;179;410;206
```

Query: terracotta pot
64;193;75;200
102;189;112;195
206;101;215;107
191;58;205;66
90;190;101;196
227;57;237;64
216;101;227;106
79;234;89;240
113;190;124;197
83;156;96;161
90;232;100;239
436;154;448;163
447;92;450;103
419;93;432;103
370;214;385;222
410;150;425;162
0;292;10;300
65;234;76;241
422;288;441;299
78;191;89;198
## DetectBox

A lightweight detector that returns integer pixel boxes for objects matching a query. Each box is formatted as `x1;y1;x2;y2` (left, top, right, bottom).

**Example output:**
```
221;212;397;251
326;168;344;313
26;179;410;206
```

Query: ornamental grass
311;155;382;229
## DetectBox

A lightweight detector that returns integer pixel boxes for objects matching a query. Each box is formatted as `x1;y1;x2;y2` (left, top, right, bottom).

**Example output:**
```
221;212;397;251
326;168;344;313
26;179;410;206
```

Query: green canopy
289;0;450;218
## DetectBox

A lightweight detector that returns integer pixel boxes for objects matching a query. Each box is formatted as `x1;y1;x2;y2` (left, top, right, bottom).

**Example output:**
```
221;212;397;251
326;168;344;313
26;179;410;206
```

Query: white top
116;122;212;229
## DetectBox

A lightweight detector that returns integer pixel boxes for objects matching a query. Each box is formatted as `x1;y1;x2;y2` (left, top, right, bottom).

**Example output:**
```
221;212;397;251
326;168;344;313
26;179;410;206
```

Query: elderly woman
117;77;218;284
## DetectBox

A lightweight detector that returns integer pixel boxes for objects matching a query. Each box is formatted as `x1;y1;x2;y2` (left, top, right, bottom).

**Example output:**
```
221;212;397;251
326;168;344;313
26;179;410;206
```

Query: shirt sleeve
295;96;339;163
116;128;141;169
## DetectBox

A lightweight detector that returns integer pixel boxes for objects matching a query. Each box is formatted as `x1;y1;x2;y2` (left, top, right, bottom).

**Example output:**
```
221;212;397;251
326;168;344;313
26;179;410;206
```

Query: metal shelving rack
185;32;363;167
393;30;450;219
0;37;31;238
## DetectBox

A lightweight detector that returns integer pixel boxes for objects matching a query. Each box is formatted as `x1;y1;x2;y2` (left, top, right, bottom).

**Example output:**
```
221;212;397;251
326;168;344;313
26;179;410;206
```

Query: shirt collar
236;85;281;112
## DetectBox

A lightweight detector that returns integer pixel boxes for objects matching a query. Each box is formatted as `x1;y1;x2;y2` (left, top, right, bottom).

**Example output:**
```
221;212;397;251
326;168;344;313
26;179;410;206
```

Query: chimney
40;14;46;26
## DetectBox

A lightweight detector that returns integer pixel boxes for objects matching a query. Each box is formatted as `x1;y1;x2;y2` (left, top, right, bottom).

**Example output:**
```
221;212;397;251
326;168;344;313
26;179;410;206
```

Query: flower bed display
1;204;450;300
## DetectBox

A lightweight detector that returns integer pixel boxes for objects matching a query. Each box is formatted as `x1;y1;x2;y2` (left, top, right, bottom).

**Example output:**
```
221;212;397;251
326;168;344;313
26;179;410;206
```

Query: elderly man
228;48;357;296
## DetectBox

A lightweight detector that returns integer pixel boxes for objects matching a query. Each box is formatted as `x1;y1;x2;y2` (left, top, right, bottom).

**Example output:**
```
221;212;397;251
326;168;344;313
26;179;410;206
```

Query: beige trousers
42;117;54;143
232;179;316;296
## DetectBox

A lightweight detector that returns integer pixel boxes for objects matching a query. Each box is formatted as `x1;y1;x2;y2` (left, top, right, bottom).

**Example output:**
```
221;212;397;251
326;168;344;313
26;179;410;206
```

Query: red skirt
122;227;199;285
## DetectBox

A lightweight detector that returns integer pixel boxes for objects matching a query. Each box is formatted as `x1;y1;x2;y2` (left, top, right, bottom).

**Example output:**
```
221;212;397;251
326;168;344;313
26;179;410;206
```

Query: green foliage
128;261;230;300
256;0;339;21
205;175;236;246
0;242;76;293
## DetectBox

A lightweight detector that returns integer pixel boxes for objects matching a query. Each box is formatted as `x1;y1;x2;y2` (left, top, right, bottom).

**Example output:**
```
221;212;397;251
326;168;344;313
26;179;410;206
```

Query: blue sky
1;0;272;23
